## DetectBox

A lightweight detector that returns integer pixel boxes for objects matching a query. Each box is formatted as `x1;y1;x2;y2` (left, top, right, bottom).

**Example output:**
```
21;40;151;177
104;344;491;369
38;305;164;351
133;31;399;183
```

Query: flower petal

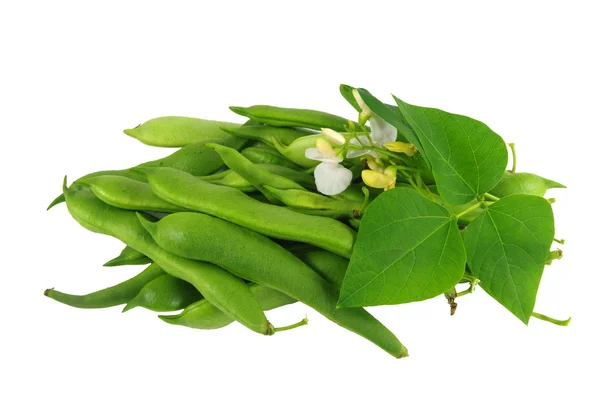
304;147;340;163
361;169;396;189
370;114;397;144
346;149;376;159
314;162;353;196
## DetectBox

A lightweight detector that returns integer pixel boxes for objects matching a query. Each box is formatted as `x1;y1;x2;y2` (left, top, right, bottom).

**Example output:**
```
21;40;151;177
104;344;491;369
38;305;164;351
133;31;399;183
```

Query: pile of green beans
45;106;409;358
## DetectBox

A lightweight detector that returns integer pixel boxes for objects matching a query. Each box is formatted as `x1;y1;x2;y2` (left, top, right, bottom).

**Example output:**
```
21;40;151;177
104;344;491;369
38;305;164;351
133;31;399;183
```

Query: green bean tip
229;106;248;117
43;288;54;297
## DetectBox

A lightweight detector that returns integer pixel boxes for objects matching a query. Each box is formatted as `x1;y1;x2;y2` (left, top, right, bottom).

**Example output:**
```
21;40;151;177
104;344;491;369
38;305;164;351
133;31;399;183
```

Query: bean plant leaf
463;195;555;324
394;96;508;205
338;188;466;308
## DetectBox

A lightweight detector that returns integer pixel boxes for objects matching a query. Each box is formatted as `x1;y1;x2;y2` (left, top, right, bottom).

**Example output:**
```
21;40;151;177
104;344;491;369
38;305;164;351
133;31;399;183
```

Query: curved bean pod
124;116;240;147
159;284;296;330
62;181;274;335
123;274;202;312
81;175;186;213
48;136;246;211
139;213;407;358
490;171;566;198
263;186;361;218
103;245;151;267
137;167;356;258
221;124;309;146
208;143;304;202
241;145;302;170
44;263;164;309
229;105;352;131
160;247;349;330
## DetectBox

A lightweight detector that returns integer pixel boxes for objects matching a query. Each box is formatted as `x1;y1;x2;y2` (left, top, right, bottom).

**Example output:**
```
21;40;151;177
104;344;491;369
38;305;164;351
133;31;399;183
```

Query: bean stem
531;312;571;326
274;316;309;332
455;202;483;221
554;238;565;244
484;193;500;201
509;143;517;173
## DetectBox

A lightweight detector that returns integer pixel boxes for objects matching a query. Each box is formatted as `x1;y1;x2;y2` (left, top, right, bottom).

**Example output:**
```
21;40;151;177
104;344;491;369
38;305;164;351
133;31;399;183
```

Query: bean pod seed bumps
45;85;570;358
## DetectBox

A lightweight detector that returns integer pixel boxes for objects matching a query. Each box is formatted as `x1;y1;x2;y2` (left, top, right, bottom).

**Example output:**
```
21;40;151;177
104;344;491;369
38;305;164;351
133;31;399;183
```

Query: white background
1;1;598;396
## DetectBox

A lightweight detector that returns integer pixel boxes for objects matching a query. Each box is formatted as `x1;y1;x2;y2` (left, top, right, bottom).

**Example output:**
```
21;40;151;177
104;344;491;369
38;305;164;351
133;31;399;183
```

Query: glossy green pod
198;164;316;191
208;143;305;201
103;245;151;267
124;116;240;147
159;247;348;330
48;136;246;211
81;175;186;213
263;186;360;218
123;274;202;312
159;283;296;330
62;181;274;335
241;145;302;170
230;105;352;131
139;212;407;358
138;167;356;258
44;263;164;309
490;171;566;197
221;124;310;146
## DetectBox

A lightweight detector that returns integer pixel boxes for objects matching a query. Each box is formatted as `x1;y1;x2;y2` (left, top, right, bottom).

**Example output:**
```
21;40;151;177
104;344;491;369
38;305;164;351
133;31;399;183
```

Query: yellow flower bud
383;141;417;156
362;170;396;189
320;128;346;146
316;138;336;158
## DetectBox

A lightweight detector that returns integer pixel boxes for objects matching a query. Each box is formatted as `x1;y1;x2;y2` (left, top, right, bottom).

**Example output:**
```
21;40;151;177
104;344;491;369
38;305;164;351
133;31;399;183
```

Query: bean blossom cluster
305;89;417;196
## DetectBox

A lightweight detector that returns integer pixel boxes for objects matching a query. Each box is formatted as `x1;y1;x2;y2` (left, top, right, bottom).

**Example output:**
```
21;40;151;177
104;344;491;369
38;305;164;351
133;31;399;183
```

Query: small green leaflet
394;97;508;205
463;195;555;324
338;188;466;308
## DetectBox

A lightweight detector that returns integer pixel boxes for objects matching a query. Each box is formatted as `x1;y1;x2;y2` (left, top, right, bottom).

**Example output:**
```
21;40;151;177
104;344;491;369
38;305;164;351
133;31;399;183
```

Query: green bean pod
137;167;356;258
104;245;151;267
44;263;164;309
123;274;202;312
62;180;274;335
241;145;302;170
198;164;316;191
81;175;186;213
221;124;310;146
263;186;361;218
230;105;352;131
490;171;566;197
159;283;296;330
48;136;247;211
138;136;246;175
160;247;349;330
208;143;304;202
139;212;407;358
124;116;241;147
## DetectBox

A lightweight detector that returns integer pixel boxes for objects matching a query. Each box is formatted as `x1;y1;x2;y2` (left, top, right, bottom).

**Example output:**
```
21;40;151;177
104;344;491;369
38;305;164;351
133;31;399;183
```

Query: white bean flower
346;115;398;158
305;138;352;196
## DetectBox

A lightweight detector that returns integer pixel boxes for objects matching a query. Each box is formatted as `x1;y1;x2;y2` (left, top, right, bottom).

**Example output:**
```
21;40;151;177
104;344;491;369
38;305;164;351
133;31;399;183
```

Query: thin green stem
509;143;517;173
455;202;483;221
274;316;309;332
554;238;565;245
484;193;500;201
531;312;571;326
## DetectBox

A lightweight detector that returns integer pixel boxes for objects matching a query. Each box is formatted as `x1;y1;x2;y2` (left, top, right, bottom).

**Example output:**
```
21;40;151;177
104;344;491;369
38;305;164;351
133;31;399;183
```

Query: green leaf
338;188;466;307
339;84;361;112
463;195;555;324
394;97;508;205
357;89;425;152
